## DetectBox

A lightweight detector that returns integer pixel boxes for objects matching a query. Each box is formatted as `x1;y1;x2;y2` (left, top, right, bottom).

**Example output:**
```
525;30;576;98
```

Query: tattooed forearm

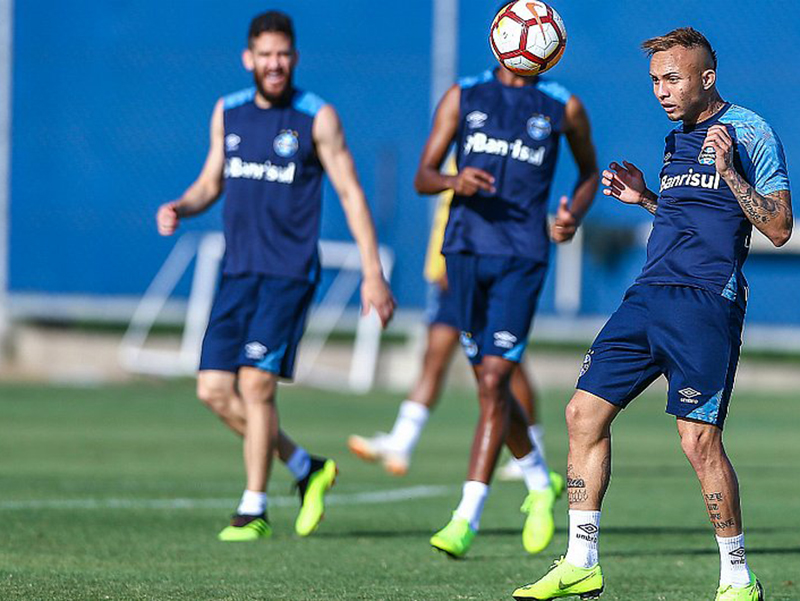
640;189;658;215
725;172;792;244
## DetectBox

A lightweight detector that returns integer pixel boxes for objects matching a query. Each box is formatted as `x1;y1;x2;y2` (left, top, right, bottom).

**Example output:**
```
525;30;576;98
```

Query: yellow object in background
423;156;456;284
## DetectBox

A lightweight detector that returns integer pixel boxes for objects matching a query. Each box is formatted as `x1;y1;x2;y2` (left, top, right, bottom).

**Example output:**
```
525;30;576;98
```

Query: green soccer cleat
217;513;272;542
295;456;338;537
715;571;764;601
512;556;604;600
430;515;476;559
521;473;564;554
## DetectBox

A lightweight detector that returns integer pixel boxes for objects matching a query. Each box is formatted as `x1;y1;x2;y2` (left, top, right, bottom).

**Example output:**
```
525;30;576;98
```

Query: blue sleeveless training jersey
221;87;326;280
637;103;790;305
441;69;571;262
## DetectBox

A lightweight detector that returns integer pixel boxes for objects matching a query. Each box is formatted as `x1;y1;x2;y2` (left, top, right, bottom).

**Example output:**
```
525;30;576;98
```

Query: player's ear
291;48;300;68
242;48;255;72
701;69;716;91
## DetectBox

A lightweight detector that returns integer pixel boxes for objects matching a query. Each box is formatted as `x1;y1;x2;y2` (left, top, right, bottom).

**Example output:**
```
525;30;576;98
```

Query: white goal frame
118;232;394;393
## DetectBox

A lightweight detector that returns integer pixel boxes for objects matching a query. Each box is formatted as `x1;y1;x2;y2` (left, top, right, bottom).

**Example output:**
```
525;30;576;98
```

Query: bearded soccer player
156;11;395;541
513;28;791;601
413;63;598;559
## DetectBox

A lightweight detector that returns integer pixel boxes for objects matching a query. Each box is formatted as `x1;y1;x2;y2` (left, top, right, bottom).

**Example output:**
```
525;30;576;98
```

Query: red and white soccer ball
489;1;567;76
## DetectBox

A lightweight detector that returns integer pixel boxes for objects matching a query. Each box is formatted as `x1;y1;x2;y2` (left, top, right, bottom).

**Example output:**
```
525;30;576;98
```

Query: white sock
286;447;312;481
237;489;267;516
454;480;489;532
528;424;546;461
565;509;601;568
387;400;429;455
515;448;551;491
717;533;751;587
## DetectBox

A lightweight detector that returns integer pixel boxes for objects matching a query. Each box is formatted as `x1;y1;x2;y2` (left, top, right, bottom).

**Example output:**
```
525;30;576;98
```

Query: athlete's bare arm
602;160;659;215
414;85;496;197
551;95;600;243
313;104;396;326
704;124;793;247
156;99;226;236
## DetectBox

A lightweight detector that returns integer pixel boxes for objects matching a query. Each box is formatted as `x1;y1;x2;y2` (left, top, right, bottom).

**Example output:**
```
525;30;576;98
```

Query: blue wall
10;1;800;324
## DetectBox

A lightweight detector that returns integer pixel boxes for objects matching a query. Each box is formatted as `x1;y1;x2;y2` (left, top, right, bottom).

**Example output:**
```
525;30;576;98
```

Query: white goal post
118;232;394;393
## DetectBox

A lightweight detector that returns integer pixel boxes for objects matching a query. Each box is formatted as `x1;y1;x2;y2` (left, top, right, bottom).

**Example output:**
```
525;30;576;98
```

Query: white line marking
0;485;453;511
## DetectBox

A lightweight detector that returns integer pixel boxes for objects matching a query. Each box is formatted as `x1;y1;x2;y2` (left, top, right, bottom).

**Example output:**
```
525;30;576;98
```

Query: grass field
0;379;798;600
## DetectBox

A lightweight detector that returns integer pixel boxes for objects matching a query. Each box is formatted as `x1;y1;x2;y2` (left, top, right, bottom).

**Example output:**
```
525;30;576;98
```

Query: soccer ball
489;1;567;76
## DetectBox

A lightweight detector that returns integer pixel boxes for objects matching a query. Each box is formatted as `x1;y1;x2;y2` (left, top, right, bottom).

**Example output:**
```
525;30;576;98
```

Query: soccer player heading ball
156;11;395;542
512;28;791;601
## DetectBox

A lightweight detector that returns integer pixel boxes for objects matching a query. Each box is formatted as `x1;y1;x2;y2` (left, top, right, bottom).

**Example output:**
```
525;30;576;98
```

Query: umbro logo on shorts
679;387;702;404
245;341;267;360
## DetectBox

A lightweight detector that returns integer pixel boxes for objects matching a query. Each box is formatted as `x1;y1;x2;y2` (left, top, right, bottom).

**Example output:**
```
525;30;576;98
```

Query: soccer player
347;171;551;481
156;11;395;542
410;65;598;559
513;28;791;600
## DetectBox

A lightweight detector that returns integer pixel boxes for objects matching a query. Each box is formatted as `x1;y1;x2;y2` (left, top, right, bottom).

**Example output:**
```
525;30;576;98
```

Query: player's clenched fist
452;167;496;196
702;124;734;177
156;202;180;236
551;196;578;243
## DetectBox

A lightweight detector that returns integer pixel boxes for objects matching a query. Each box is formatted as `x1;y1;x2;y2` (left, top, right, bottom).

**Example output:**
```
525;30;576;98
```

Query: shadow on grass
316;525;790;539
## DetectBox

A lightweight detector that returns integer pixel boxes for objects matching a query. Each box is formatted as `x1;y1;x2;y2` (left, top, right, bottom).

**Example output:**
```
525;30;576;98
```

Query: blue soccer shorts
199;273;316;379
445;252;548;365
425;283;460;329
576;284;745;428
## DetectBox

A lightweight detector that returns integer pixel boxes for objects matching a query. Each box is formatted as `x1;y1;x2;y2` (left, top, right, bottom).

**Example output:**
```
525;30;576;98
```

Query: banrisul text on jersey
636;103;790;307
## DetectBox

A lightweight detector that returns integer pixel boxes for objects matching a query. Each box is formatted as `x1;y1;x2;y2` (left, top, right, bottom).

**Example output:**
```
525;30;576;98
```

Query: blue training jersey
221;87;326;281
441;69;571;263
637;103;791;305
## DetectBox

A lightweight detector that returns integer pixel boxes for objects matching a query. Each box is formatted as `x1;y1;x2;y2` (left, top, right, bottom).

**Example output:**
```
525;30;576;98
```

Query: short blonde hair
641;27;717;69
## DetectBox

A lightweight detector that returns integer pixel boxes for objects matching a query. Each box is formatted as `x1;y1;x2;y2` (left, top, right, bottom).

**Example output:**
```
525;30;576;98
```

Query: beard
254;71;294;106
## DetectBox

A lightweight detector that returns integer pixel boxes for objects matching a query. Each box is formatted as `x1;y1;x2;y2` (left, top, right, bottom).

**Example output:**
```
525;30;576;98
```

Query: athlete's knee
679;424;723;470
238;368;277;404
565;394;604;441
196;379;233;414
477;365;511;399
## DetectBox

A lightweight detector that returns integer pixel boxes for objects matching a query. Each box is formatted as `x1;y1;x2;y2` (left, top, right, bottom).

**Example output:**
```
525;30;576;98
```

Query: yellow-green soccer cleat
430;515;476;559
715;571;764;600
217;514;272;542
512;556;604;600
295;457;338;537
521;472;565;554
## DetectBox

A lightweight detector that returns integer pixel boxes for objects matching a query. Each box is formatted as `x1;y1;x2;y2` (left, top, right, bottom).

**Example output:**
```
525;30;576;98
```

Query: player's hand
452;167;496;196
702;124;734;178
551;196;578;243
436;273;449;292
602;161;648;205
156;201;180;236
361;275;396;328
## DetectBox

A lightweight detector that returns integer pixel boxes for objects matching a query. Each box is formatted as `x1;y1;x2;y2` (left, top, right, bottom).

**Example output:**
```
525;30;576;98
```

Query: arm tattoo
640;189;658;215
726;170;792;229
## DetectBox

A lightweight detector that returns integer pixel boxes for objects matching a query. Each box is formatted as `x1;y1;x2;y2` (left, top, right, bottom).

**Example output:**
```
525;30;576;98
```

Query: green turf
0;379;797;600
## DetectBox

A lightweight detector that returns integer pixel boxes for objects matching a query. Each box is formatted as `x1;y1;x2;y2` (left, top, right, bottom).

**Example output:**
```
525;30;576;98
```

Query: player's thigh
482;256;547;363
576;285;662;409
240;275;316;379
199;274;260;373
445;253;488;364
238;366;279;405
652;286;745;428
